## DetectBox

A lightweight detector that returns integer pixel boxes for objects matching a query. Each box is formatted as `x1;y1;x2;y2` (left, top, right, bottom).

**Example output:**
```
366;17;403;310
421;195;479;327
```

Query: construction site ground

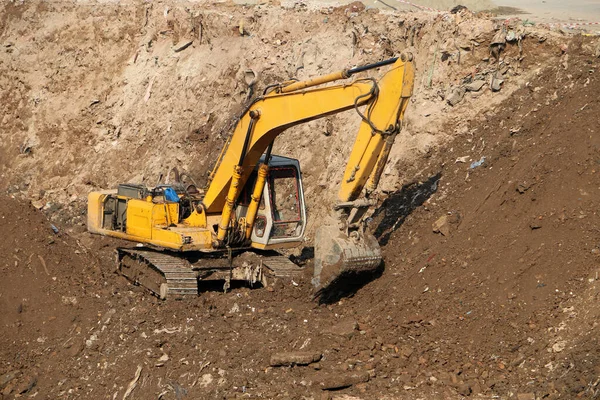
1;1;600;399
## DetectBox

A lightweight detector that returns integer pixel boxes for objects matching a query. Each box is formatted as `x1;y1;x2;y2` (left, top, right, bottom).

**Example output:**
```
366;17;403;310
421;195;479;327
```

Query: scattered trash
50;224;59;234
455;155;469;163
469;157;486;169
490;28;507;60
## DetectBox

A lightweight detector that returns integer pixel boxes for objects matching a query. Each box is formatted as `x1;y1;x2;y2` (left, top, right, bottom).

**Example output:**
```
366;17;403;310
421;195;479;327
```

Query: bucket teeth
313;226;382;293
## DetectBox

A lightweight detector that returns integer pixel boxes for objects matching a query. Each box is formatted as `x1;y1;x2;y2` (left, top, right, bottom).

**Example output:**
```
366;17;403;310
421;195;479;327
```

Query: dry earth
1;1;600;399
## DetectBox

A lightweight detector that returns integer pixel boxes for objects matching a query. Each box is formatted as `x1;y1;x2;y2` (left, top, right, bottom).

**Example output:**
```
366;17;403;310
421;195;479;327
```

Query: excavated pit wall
0;0;559;238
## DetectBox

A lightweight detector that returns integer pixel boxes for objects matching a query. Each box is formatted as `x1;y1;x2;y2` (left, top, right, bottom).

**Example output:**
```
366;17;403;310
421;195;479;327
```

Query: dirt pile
0;196;107;397
360;39;600;397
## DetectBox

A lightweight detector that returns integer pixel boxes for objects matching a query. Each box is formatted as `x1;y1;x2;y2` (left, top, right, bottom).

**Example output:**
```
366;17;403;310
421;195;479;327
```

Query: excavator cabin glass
269;167;302;238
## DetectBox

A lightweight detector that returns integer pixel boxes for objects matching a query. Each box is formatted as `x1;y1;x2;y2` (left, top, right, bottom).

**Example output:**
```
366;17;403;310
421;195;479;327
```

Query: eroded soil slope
0;0;559;236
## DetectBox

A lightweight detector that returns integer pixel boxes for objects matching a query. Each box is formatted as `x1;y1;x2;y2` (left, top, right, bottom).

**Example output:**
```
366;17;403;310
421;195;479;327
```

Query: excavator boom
203;55;415;213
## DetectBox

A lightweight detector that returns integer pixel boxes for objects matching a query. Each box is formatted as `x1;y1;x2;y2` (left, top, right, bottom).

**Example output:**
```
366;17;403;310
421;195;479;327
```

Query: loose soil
1;1;600;399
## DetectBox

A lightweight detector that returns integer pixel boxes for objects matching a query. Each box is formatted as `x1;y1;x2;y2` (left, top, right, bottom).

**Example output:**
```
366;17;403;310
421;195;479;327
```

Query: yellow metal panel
126;199;154;239
151;228;183;247
150;202;179;227
181;209;207;228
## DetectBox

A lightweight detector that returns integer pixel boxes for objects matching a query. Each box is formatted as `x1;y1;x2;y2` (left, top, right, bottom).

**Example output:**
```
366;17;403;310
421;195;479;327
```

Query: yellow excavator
87;54;415;299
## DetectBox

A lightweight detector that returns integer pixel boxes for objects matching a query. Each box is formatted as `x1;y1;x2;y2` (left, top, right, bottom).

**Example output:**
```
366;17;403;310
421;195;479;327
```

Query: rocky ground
1;1;600;399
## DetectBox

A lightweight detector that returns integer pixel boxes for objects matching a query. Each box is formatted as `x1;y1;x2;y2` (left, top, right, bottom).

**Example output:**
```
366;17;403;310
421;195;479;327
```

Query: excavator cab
238;155;307;249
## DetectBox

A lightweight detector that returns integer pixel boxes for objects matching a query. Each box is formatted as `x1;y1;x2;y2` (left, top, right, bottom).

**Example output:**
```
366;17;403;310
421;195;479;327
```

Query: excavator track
117;248;199;299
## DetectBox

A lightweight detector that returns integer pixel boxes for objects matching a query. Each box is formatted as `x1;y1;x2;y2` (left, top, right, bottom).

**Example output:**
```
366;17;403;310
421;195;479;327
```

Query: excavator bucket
312;225;382;295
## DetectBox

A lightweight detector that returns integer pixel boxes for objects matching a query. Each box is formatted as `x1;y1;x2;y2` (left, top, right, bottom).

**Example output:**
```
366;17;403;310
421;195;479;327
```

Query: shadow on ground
371;172;441;246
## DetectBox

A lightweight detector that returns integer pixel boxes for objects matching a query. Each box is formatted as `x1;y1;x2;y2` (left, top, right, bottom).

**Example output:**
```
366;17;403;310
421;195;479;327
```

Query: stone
465;80;486;92
432;215;450;236
455;383;472;396
270;352;322;367
316;371;370;390
173;40;194;53
552;341;566;353
323;319;358;338
398;344;414;359
0;371;21;390
15;375;37;395
67;340;84;358
446;87;466;106
491;74;504;92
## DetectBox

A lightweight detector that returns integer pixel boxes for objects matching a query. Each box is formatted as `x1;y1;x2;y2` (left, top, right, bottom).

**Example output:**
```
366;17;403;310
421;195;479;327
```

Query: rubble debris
0;371;21;390
490;28;507;60
15;374;37;395
31;199;45;209
450;5;468;14
270;352;322;367
465;80;486;92
155;353;170;367
446;87;466;106
432;215;450;236
530;220;542;230
323;318;358;337
122;365;142;399
38;255;50;275
490;73;504;92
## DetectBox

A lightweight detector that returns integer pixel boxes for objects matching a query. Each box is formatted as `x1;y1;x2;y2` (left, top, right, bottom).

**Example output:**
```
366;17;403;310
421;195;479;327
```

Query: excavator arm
203;54;415;213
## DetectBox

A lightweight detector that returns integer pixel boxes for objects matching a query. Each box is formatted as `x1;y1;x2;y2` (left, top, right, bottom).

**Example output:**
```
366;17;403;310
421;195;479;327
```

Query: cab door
250;156;306;248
